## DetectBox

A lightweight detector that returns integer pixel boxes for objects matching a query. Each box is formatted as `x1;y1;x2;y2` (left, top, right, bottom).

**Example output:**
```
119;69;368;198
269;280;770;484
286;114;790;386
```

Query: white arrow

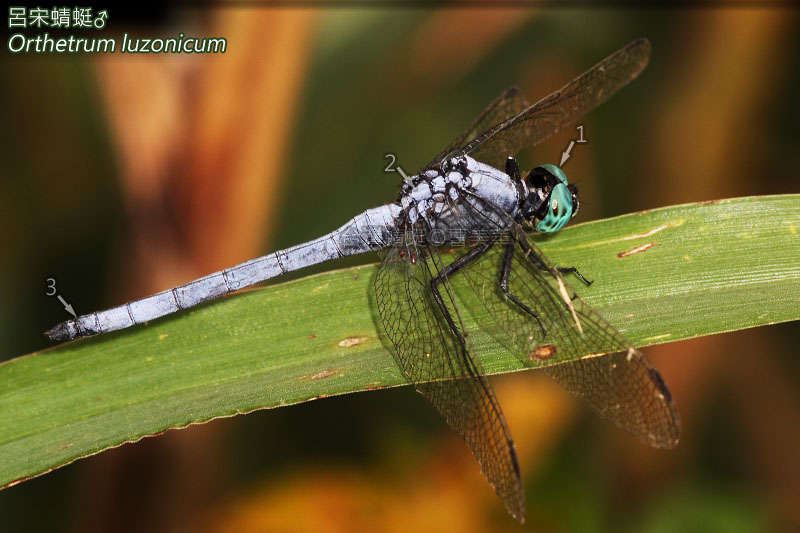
396;165;414;186
560;140;576;166
57;295;76;318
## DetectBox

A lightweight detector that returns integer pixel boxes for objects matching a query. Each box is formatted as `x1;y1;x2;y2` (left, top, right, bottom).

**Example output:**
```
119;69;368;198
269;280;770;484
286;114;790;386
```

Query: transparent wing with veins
426;38;652;171
424;86;530;171
450;194;680;448
374;238;526;522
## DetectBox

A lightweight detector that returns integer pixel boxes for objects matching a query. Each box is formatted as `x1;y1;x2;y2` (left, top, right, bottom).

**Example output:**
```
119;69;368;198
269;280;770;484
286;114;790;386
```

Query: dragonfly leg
429;238;497;351
516;234;593;287
499;240;547;337
556;266;593;286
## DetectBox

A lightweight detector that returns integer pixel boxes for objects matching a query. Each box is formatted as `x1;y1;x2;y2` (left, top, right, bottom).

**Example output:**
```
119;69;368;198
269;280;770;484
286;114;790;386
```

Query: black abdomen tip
45;322;72;342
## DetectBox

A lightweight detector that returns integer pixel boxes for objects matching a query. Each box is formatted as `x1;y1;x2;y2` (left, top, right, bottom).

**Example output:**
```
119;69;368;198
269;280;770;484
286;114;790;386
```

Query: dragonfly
47;38;679;522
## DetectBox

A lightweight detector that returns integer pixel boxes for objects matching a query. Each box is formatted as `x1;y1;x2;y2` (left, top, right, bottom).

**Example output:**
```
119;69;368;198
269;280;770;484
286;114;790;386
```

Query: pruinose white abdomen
46;156;518;341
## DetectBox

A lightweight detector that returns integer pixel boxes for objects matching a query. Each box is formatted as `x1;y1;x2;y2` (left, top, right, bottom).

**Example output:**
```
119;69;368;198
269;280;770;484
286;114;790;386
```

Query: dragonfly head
520;164;579;233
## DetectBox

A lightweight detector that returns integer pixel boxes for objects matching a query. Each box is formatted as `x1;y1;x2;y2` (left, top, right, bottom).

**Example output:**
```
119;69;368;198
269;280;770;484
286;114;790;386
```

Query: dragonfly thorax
397;156;520;234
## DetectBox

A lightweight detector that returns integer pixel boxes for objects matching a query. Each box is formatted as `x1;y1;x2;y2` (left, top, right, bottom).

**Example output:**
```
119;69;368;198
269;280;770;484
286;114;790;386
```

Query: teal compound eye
535;181;574;233
531;164;574;233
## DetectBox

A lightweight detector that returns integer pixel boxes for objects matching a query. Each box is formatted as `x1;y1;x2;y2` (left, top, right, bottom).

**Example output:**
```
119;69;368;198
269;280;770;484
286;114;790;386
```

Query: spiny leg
498;239;547;337
520;237;593;288
556;266;593;286
515;233;590;306
429;237;497;353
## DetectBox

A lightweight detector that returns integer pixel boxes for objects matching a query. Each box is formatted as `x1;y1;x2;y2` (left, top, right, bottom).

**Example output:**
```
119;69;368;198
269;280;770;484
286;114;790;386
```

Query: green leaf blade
1;195;798;489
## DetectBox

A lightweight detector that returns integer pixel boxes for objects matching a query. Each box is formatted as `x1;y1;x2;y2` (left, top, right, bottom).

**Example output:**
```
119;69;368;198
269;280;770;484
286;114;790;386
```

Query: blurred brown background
1;5;799;532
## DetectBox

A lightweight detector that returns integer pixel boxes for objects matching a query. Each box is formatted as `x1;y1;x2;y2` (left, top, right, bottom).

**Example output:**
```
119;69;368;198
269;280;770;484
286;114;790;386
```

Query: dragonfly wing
422;86;530;172
374;241;526;522
456;38;651;169
450;195;680;449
